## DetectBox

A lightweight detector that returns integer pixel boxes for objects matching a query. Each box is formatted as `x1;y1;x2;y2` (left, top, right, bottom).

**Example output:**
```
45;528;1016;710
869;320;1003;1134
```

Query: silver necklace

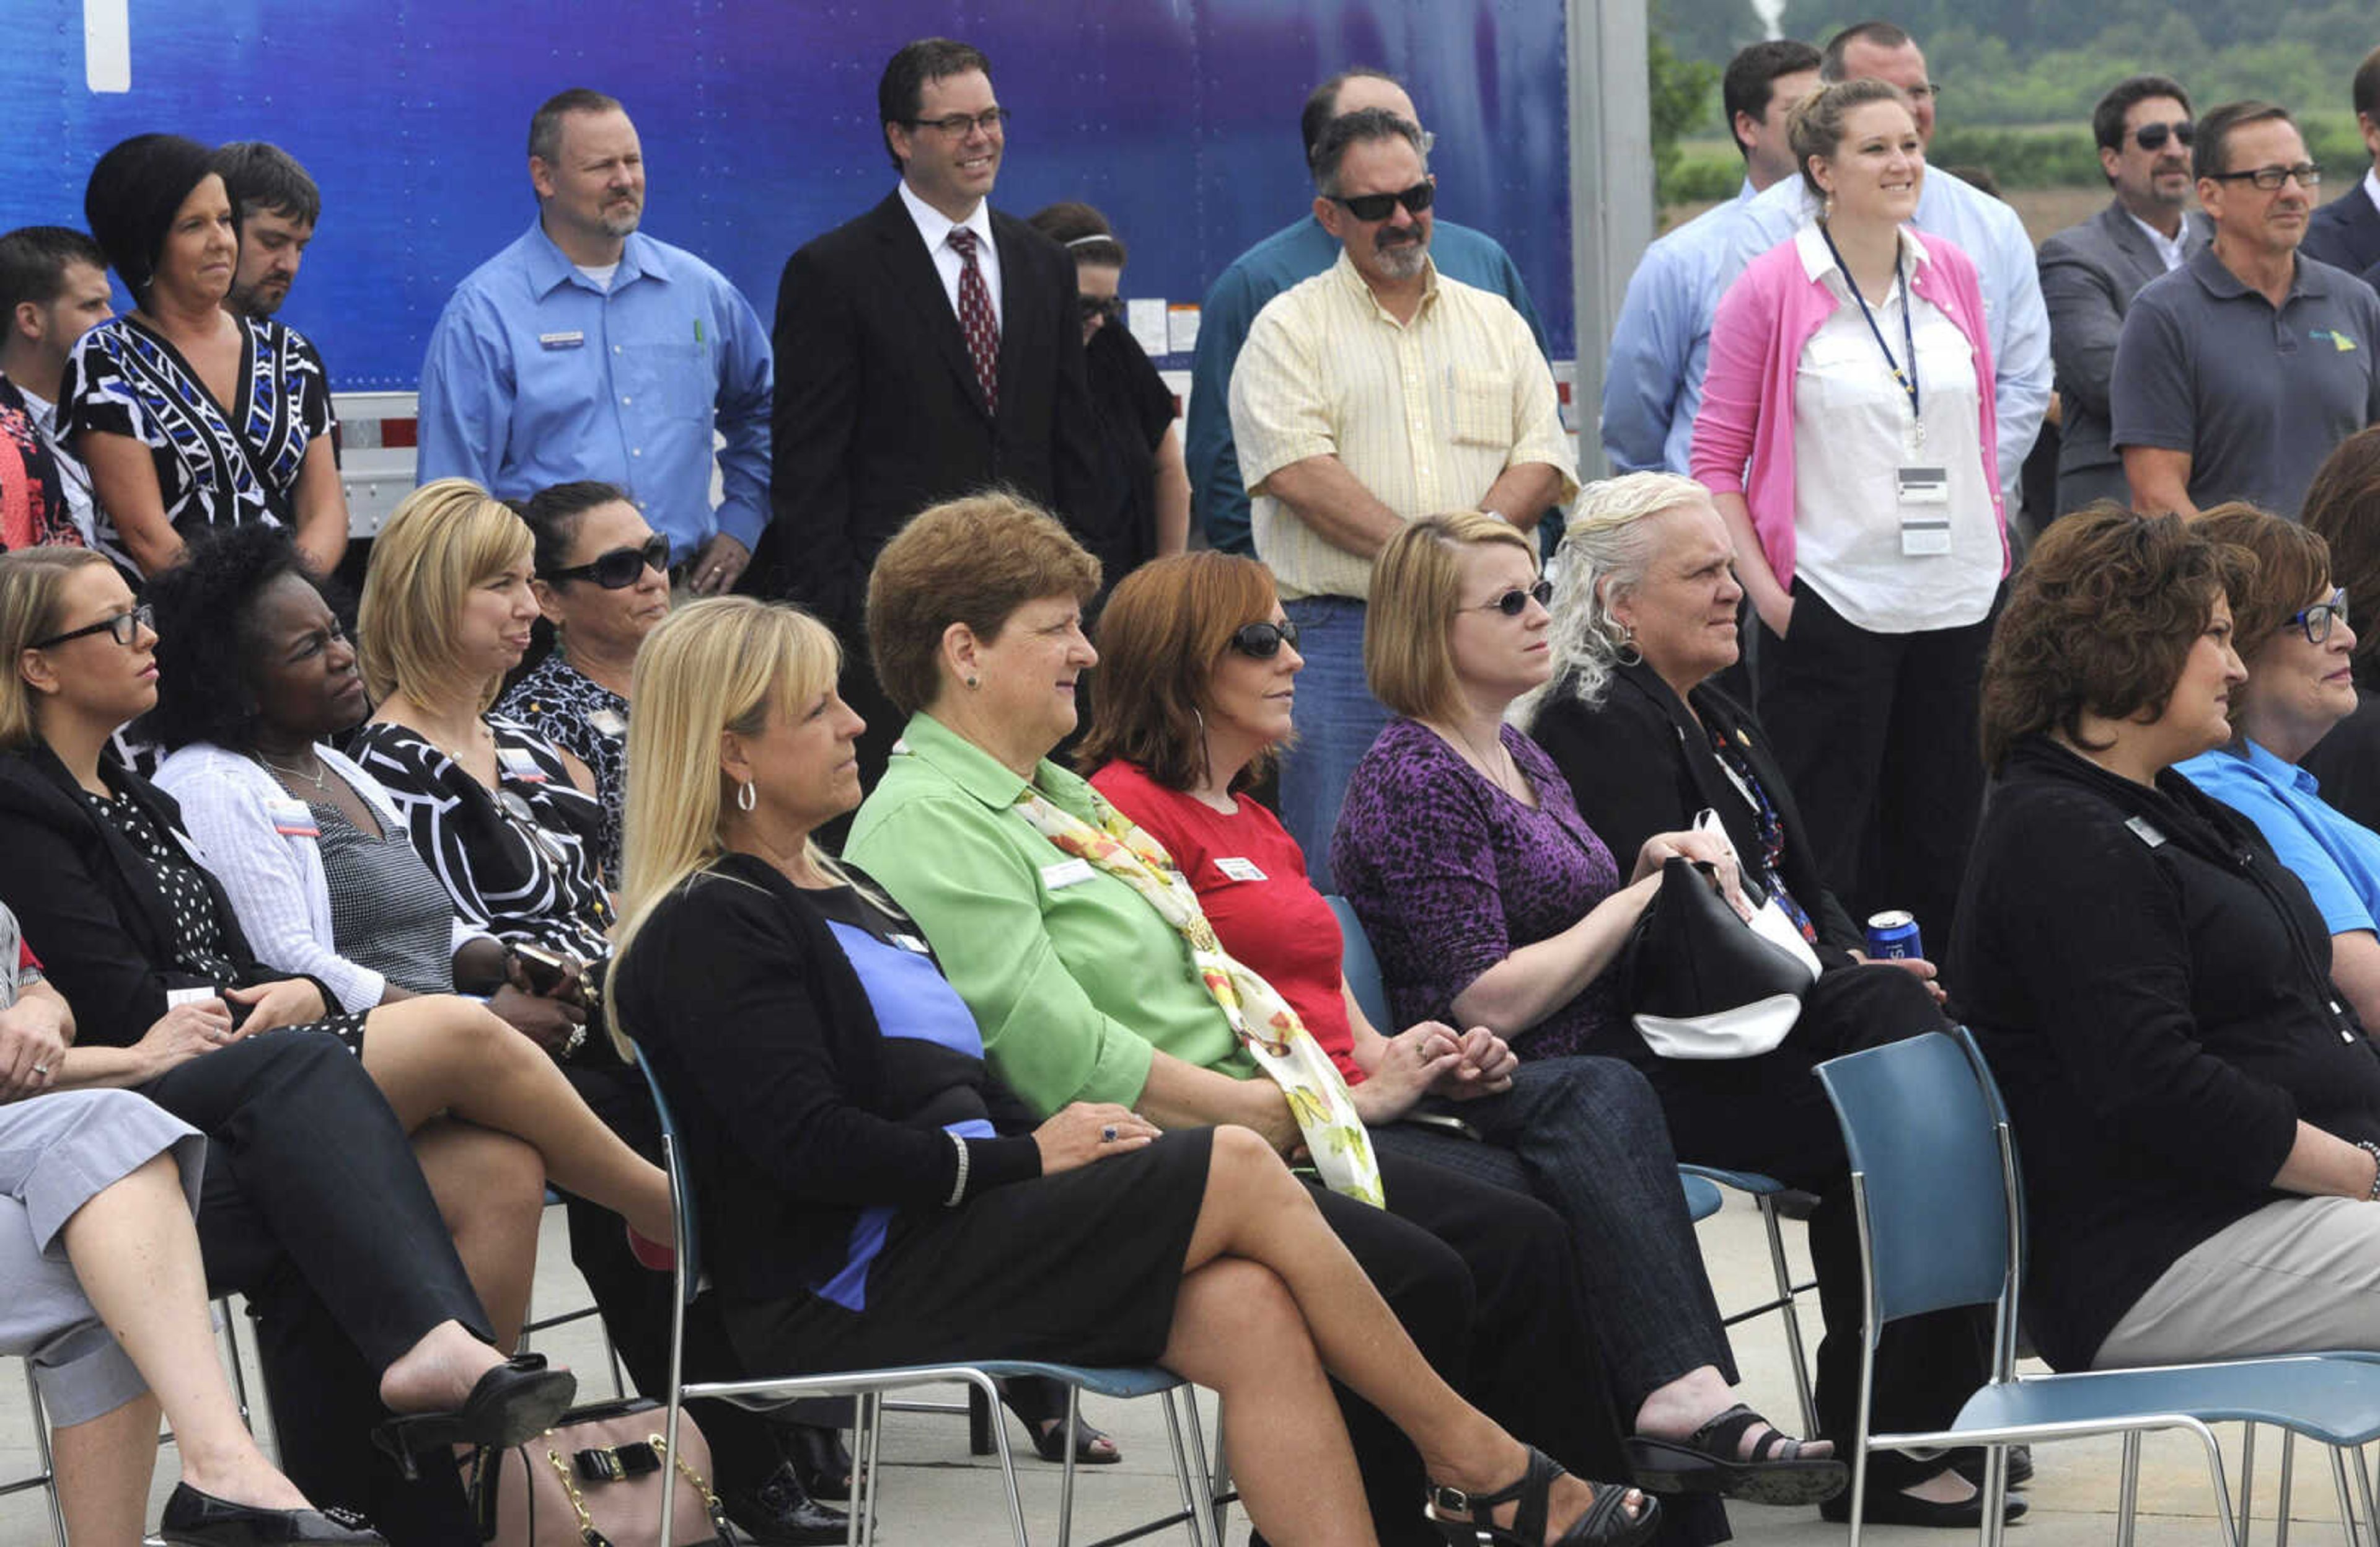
1444;721;1521;798
253;749;329;793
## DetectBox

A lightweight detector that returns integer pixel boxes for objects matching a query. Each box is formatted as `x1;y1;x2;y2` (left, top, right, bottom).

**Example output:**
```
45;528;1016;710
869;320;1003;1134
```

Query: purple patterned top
1331;717;1626;1060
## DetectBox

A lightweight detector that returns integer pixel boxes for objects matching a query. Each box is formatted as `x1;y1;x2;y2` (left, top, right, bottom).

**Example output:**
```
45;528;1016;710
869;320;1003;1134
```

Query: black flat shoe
723;1460;850;1546
1954;1445;2035;1488
1623;1403;1848;1506
157;1483;386;1545
1820;1483;2028;1528
1428;1447;1661;1547
369;1353;578;1480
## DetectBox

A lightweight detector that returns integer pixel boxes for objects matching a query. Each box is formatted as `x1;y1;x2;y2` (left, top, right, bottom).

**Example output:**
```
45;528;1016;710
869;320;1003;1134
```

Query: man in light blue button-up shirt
1600;40;1821;475
1706;24;2053;500
418;89;772;593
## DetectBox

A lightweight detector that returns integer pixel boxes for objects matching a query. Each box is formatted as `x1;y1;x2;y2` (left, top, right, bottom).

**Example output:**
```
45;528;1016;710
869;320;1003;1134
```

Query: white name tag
1213;857;1269;883
2125;814;2168;849
889;933;933;956
497;746;548;783
266;798;319;838
1039;857;1095;890
166;986;218;1010
539;330;586;350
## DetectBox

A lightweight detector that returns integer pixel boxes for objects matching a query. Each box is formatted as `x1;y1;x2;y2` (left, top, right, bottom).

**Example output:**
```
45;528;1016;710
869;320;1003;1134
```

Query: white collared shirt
897;180;1003;330
1787;224;1999;634
2126;211;2190;273
2365;167;2380;224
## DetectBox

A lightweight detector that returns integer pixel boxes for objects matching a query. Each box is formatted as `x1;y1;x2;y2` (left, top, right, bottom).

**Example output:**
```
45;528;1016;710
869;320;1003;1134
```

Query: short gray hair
1525;473;1710;717
529;89;624;166
1311;108;1426;197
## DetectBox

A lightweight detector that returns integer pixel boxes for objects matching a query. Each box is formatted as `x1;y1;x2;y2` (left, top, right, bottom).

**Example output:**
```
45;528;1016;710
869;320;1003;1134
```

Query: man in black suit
2303;45;2380;281
754;37;1105;790
2035;74;2211;514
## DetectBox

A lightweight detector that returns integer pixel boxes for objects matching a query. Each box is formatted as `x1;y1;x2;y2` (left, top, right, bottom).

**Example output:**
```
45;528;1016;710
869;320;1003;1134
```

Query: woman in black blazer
0;546;574;1544
1522;475;1995;1530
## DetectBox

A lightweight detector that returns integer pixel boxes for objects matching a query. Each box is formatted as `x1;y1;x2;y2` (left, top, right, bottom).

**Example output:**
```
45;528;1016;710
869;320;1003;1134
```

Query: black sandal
1622;1403;1848;1506
369;1354;577;1480
1427;1446;1660;1547
972;1377;1123;1465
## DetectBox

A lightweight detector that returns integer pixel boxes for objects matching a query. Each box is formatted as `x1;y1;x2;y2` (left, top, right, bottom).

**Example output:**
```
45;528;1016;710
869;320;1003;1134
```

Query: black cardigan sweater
1952;736;2380;1370
1528;659;1862;959
610;853;1044;1309
0;743;330;1049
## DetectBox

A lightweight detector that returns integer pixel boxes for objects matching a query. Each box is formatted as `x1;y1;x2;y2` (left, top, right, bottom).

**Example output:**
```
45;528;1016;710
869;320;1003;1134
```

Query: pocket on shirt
619;339;713;425
1444;367;1512;448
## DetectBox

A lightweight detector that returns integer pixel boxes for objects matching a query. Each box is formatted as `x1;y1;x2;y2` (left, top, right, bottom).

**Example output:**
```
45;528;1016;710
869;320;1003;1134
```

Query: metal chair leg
2242;1424;2259;1547
1753;1194;1818;1436
1186;1390;1230;1545
2330;1444;2358;1547
2117;1431;2142;1547
25;1364;65;1546
1057;1382;1082;1547
2352;1443;2379;1547
2283;1429;2299;1547
1157;1388;1209;1547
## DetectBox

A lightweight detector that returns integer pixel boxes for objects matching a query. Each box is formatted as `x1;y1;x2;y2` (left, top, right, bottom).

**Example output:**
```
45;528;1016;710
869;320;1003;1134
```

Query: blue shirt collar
519;219;674;299
2232;735;2325;799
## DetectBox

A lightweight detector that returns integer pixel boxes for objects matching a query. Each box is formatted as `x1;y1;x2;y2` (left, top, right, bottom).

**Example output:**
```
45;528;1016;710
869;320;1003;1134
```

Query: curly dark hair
141;523;344;752
1978;504;2254;774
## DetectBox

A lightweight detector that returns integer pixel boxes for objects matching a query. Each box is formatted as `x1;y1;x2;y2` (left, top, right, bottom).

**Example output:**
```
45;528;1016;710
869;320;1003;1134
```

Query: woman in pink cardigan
1691;76;2005;956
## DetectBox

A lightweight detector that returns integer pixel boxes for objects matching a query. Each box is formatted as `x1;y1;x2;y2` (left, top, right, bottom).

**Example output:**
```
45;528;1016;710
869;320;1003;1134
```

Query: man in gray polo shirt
2113;100;2380;518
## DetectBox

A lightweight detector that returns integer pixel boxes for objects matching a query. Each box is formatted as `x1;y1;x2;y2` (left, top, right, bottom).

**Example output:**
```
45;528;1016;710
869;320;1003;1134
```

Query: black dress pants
157;1029;494;1545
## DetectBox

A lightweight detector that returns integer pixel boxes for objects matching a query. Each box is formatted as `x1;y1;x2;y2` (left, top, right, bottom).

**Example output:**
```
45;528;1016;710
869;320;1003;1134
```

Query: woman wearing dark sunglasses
1080;549;1843;1513
498;482;674;885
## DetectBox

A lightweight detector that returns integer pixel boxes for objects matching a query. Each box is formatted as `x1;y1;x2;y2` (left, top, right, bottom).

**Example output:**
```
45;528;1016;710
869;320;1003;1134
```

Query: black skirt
724;1126;1214;1376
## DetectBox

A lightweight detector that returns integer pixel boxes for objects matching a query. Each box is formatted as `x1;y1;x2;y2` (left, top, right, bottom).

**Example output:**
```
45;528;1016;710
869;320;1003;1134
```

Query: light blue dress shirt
1186;215;1546;556
1711;169;2052;496
416;221;774;562
2180;738;2380;935
1600;179;1756;475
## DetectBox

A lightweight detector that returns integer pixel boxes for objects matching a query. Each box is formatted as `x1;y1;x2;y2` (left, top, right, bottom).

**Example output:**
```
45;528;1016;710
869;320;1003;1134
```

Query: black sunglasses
30;602;152;650
2131;120;2194;152
1227;620;1301;659
544;536;671;589
1328;181;1435;223
1078;294;1125;326
1470;580;1553;617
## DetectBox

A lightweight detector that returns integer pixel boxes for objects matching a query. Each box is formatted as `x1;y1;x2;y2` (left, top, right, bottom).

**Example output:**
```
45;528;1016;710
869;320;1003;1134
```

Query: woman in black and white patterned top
498;481;672;886
63;134;348;582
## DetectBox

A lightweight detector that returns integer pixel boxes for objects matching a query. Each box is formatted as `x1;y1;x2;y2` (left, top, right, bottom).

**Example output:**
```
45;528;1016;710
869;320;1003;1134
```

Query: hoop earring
1616;621;1643;668
736;778;756;813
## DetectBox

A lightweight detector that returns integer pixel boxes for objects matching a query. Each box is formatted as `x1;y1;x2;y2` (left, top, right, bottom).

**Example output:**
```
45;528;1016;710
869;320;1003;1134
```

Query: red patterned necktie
947;227;1000;415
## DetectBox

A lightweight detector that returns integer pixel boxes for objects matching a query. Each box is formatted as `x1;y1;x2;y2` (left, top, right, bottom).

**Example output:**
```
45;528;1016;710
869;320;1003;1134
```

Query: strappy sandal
1623;1402;1848;1505
1427;1445;1660;1547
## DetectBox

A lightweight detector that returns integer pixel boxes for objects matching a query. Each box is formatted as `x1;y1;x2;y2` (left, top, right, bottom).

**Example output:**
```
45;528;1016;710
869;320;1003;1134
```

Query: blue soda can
1865;910;1923;961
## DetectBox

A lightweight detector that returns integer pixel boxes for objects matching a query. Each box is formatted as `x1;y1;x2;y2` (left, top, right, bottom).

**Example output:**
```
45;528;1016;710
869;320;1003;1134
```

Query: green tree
1651;30;1724;204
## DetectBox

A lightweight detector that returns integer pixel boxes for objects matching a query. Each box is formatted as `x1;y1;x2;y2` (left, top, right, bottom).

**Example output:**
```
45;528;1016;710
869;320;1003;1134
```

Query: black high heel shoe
966;1377;1122;1464
157;1483;386;1545
1428;1447;1660;1547
369;1353;577;1480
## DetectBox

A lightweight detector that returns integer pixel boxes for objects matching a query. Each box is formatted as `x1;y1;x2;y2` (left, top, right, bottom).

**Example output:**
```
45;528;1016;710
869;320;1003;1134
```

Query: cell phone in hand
511;943;579;1000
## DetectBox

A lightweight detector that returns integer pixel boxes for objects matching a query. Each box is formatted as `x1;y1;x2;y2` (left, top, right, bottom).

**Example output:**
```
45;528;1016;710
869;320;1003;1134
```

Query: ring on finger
1100;1124;1118;1142
30;1063;48;1076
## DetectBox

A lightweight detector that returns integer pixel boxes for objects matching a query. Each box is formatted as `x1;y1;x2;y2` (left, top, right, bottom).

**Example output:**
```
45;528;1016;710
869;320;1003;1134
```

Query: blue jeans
1277;595;1391;891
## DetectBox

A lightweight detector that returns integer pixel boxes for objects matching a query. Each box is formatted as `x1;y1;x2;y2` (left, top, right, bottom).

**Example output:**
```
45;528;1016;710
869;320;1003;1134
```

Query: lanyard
1819;223;1921;430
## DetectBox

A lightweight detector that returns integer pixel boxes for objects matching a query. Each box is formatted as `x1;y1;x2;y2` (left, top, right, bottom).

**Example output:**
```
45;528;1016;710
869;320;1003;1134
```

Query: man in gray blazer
2038;74;2211;514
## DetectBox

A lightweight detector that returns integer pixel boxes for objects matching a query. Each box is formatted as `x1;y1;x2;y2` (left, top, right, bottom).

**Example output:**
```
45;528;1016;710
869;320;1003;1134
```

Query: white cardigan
152;742;483;1013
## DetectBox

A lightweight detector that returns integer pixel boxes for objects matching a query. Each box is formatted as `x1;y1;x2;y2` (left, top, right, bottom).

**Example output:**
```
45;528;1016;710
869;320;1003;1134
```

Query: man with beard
214;141;319;323
1228;108;1576;884
417;89;772;594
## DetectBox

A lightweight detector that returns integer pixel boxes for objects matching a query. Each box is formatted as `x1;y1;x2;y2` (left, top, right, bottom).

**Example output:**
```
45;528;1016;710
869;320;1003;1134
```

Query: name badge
497;746;549;783
2125;814;2168;849
588;708;628;739
538;331;586;350
267;798;320;838
165;985;218;1010
1039;857;1095;890
1213;857;1269;883
889;932;933;956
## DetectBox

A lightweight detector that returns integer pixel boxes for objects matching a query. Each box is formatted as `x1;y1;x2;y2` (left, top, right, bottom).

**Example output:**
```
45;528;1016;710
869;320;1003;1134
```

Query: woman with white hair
1521;472;1994;1529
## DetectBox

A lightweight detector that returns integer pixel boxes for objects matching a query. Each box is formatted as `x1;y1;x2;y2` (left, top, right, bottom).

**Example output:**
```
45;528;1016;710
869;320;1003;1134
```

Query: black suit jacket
1526;659;1862;957
2303;182;2380;281
754;192;1109;636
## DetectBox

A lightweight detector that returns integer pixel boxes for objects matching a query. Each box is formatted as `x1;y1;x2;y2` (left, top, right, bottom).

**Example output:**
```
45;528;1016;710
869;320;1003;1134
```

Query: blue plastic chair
1815;1026;2380;1547
1324;893;1816;1430
635;1049;1220;1547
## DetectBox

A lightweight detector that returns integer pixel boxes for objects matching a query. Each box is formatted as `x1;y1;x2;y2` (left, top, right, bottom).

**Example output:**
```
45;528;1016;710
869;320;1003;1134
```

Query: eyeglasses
1078;294;1124;327
1468;580;1554;617
2210;162;2322;191
1328;181;1435;223
544;536;671;589
2293;588;2350;646
2130;120;2195;152
1226;620;1301;659
1904;81;1943;102
30;603;152;650
905;107;1010;137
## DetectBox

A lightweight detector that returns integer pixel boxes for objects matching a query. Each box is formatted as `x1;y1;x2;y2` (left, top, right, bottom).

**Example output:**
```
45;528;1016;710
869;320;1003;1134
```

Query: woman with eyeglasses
496;482;673;886
1693;78;2004;951
2300;427;2380;832
1080;550;1843;1510
1026;202;1189;582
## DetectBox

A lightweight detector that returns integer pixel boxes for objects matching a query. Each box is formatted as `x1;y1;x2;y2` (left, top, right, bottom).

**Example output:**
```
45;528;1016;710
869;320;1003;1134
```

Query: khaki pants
2094;1195;2380;1368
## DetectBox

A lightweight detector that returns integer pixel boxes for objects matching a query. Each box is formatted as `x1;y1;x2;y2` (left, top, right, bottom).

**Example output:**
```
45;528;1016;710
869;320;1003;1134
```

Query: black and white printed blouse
59;314;333;579
346;716;614;965
498;652;628;886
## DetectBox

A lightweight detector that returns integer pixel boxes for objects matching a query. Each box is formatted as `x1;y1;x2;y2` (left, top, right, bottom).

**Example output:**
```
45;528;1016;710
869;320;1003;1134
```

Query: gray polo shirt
2110;246;2380;517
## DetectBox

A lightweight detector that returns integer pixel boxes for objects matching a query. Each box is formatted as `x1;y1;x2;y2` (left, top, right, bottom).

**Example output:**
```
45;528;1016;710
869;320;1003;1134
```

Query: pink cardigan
1690;226;2005;590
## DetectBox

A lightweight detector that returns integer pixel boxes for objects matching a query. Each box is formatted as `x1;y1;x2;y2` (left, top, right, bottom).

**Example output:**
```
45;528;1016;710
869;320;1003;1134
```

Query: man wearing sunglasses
2036;75;2211;516
2113;100;2380;519
2300;47;2380;283
1231;108;1577;887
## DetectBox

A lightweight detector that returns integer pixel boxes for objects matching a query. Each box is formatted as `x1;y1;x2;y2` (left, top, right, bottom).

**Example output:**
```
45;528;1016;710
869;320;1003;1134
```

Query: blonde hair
358;478;535;710
1365;513;1537;721
606;597;844;1049
0;547;113;751
1529;472;1714;716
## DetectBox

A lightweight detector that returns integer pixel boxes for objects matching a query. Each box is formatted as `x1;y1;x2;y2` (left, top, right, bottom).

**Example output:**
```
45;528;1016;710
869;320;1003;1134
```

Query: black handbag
1621;856;1814;1059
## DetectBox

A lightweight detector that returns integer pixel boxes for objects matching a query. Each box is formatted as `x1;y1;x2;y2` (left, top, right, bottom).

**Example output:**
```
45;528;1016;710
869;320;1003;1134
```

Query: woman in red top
1079;552;1842;1510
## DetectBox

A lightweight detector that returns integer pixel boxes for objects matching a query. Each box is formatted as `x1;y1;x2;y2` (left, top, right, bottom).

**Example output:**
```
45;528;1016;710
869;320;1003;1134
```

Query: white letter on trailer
85;0;130;93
